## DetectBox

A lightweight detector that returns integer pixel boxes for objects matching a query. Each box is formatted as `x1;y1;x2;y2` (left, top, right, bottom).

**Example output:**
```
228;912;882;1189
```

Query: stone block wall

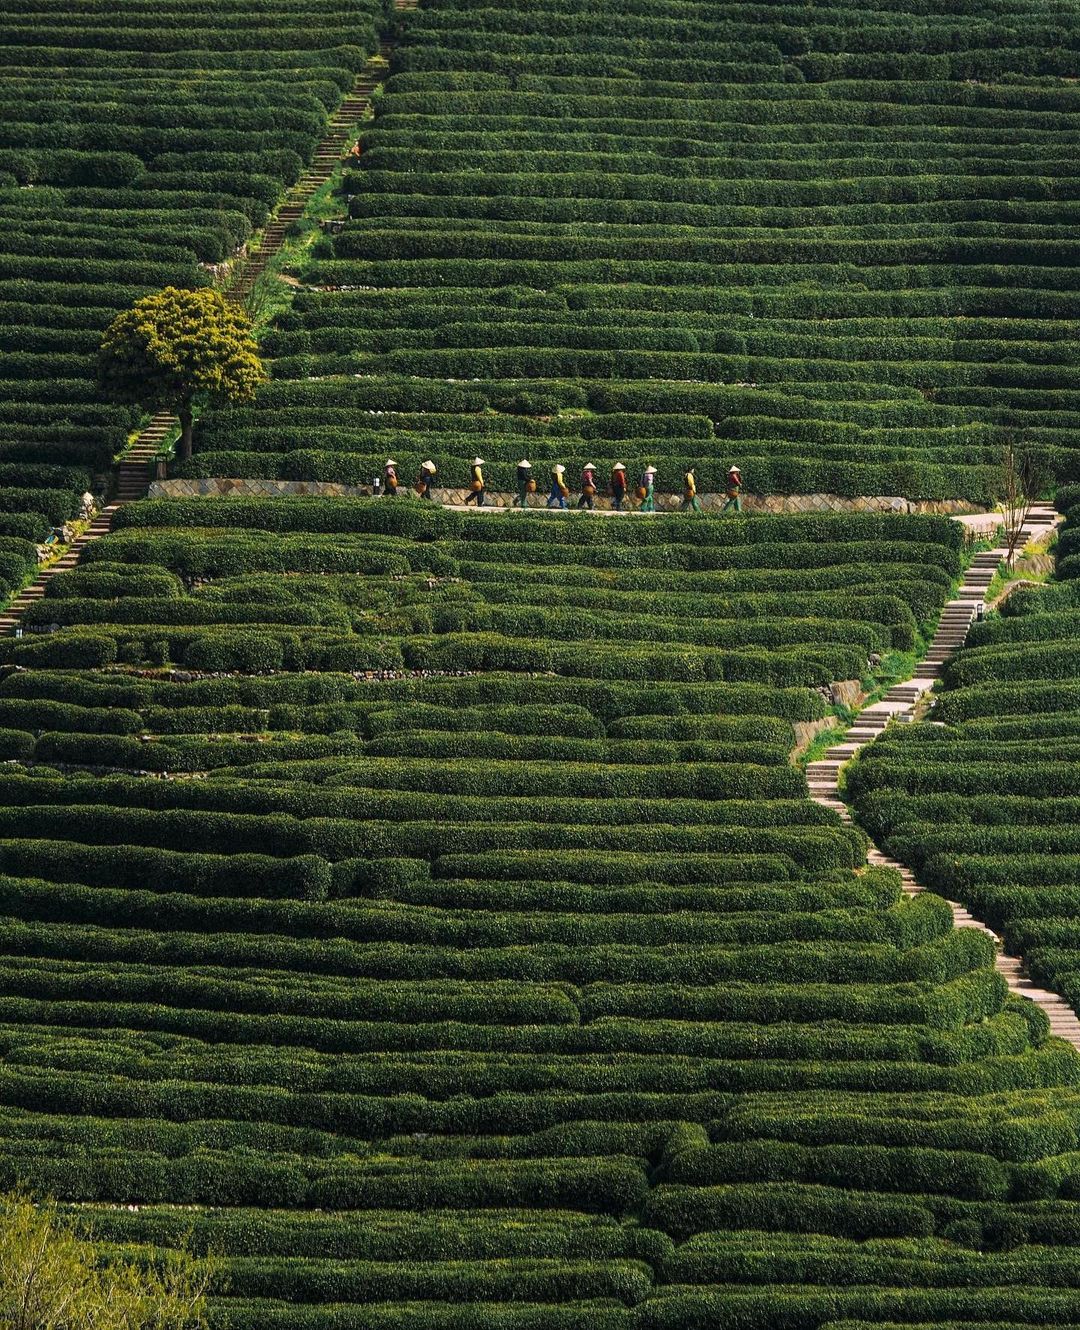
149;477;985;517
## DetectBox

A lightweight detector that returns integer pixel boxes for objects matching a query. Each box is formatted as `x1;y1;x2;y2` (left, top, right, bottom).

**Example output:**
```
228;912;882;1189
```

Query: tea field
852;487;1080;1042
189;0;1080;504
4;0;1080;1325
0;0;383;585
2;505;1080;1325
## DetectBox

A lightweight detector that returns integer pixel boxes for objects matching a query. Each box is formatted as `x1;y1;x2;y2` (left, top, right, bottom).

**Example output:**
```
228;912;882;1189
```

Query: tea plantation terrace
2;503;1080;1326
187;0;1080;507
4;0;1080;1324
851;485;1080;1062
803;501;1080;1049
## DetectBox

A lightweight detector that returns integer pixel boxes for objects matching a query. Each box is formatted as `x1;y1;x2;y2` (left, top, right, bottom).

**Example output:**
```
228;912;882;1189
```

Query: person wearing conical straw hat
415;459;437;501
610;462;627;512
465;456;486;506
577;463;598;510
639;464;657;512
547;463;569;509
723;464;743;513
680;465;701;512
515;458;533;508
383;458;399;497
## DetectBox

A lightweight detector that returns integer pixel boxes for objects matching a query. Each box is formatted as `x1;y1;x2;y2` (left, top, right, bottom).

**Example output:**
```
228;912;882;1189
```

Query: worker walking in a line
515;459;533;507
610;462;627;511
639;465;657;512
723;464;743;513
578;463;598;510
680;467;702;512
383;459;400;497
465;457;486;506
548;464;569;509
416;459;437;500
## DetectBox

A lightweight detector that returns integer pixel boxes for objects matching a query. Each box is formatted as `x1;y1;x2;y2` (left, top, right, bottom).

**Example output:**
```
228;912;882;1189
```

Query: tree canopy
98;286;265;461
0;1189;215;1329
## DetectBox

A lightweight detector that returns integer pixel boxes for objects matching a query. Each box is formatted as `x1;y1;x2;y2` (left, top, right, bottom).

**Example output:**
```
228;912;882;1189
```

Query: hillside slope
2;507;1080;1326
193;0;1080;506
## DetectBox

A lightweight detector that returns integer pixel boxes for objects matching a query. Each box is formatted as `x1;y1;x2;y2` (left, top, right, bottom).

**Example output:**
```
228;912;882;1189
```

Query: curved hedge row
9;0;1080;1320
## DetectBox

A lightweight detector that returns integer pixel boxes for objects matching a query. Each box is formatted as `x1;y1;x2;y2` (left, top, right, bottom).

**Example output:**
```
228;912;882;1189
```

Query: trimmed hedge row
12;0;1080;1310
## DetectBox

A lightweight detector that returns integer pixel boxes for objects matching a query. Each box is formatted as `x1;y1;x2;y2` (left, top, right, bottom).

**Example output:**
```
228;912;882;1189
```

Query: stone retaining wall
150;476;982;516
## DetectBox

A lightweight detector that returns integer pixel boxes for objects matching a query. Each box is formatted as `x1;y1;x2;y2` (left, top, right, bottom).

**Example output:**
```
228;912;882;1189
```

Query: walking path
225;37;396;304
805;502;1080;1047
0;423;163;635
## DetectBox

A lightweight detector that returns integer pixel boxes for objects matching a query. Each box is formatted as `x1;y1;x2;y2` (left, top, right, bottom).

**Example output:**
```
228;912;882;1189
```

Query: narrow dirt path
805;503;1080;1047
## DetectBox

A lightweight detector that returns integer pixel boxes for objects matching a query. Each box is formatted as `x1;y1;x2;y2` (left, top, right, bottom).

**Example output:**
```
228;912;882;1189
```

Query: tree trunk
177;402;194;463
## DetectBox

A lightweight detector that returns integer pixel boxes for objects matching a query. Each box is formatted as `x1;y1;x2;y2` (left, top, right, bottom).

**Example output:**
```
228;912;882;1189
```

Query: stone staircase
0;407;176;635
806;502;1080;1048
227;39;395;304
0;503;121;635
116;410;172;497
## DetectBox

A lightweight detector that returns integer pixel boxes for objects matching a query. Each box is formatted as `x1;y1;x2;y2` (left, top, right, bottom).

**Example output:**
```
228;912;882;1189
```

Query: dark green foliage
4;0;1080;1323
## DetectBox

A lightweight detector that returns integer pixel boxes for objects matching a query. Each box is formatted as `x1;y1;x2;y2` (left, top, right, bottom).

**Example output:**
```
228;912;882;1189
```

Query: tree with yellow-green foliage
0;1189;216;1330
99;286;264;463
